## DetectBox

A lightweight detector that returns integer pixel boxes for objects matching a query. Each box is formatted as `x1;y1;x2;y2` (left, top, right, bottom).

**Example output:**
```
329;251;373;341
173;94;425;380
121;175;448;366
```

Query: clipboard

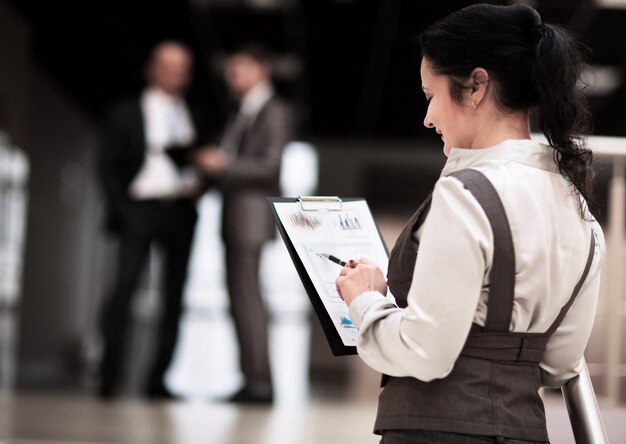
268;196;389;356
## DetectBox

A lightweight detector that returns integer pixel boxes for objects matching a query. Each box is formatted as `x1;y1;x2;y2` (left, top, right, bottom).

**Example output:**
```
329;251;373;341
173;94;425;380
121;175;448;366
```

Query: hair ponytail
420;4;595;218
532;23;594;217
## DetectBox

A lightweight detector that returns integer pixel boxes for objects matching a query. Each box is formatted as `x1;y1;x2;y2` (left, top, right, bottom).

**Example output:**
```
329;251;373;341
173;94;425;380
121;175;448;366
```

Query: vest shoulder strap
546;232;596;335
448;169;516;333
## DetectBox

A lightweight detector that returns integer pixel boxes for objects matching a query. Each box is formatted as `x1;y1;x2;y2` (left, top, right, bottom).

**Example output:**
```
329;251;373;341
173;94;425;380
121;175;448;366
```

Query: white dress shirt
239;81;274;120
349;139;605;387
129;87;199;199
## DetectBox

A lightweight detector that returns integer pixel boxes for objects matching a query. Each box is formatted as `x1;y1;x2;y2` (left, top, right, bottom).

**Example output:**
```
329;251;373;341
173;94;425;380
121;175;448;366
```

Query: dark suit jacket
99;94;210;233
219;97;294;247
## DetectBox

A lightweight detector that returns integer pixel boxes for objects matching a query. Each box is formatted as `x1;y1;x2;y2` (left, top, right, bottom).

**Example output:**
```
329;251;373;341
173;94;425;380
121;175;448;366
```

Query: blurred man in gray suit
195;44;294;404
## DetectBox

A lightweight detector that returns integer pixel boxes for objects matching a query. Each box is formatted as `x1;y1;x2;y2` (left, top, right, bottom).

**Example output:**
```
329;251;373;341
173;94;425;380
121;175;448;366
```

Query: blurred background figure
195;44;295;404
98;40;209;400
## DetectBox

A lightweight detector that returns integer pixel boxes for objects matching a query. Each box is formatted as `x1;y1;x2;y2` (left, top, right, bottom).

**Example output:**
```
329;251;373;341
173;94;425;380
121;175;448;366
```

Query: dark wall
9;0;626;140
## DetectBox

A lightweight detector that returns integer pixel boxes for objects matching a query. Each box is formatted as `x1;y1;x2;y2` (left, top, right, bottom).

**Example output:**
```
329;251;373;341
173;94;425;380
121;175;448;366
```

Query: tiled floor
0;390;625;444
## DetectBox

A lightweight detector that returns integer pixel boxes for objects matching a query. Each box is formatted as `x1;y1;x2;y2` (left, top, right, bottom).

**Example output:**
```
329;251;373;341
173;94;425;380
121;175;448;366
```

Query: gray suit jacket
219;96;294;247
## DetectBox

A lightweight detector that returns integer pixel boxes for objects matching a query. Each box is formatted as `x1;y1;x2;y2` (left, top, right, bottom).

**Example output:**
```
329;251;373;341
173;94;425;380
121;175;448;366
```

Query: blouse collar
441;139;560;177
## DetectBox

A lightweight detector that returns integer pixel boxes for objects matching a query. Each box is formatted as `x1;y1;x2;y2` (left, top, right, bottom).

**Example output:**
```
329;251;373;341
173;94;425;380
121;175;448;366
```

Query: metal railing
562;359;609;443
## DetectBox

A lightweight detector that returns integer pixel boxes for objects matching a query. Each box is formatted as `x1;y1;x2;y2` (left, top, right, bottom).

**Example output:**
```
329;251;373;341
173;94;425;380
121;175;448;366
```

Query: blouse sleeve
348;176;493;381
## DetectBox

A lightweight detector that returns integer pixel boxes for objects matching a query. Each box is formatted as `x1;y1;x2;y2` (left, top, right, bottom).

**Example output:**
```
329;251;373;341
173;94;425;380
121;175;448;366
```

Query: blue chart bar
337;213;362;231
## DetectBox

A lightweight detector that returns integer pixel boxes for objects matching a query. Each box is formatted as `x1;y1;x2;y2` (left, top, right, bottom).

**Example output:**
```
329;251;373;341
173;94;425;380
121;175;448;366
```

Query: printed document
273;200;389;347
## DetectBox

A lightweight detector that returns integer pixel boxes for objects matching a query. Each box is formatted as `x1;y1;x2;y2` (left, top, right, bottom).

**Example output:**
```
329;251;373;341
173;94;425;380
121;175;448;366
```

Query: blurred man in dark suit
99;41;209;400
195;44;294;404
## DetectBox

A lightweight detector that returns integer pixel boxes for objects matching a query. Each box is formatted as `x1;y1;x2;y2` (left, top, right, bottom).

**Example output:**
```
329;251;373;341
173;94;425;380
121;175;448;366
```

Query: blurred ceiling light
594;0;626;8
580;65;622;96
508;0;538;8
247;0;294;8
190;0;295;9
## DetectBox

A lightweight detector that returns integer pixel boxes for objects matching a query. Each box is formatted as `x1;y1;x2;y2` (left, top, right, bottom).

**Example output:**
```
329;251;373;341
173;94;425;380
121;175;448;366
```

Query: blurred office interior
2;0;626;442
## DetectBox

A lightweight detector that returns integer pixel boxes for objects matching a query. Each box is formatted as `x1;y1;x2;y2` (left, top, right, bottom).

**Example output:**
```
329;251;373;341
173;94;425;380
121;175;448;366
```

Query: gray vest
377;169;595;442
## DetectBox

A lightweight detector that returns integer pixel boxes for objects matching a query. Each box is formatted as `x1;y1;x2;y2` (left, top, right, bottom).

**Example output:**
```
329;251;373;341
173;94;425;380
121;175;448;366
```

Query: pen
318;252;354;267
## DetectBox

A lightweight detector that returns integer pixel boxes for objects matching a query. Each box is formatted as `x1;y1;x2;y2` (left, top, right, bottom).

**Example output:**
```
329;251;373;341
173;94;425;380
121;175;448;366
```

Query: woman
336;4;605;444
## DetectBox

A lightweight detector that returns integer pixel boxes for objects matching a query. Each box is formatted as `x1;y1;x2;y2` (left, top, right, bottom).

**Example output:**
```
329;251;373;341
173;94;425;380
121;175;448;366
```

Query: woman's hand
335;258;387;307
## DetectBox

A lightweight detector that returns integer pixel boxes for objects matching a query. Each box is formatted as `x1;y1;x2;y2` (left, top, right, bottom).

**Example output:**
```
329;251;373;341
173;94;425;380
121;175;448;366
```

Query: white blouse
349;139;605;387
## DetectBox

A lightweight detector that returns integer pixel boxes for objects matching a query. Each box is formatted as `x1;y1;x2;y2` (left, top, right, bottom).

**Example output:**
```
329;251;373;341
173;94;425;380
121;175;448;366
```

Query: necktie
167;102;182;144
221;111;249;157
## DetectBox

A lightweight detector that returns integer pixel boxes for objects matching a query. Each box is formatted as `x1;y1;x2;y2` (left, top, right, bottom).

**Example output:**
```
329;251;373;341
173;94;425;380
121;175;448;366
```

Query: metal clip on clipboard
298;196;342;211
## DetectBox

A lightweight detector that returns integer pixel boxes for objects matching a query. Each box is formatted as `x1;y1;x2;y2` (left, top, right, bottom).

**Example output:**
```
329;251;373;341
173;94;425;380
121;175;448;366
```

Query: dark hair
230;43;273;67
419;3;594;217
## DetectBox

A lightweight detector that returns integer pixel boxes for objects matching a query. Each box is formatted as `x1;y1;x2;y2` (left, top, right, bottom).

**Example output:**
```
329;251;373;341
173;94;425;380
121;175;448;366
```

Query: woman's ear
469;67;489;109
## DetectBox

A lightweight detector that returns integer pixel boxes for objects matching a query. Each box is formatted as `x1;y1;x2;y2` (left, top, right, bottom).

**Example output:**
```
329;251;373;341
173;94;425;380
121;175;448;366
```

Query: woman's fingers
335;258;389;305
335;280;344;301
